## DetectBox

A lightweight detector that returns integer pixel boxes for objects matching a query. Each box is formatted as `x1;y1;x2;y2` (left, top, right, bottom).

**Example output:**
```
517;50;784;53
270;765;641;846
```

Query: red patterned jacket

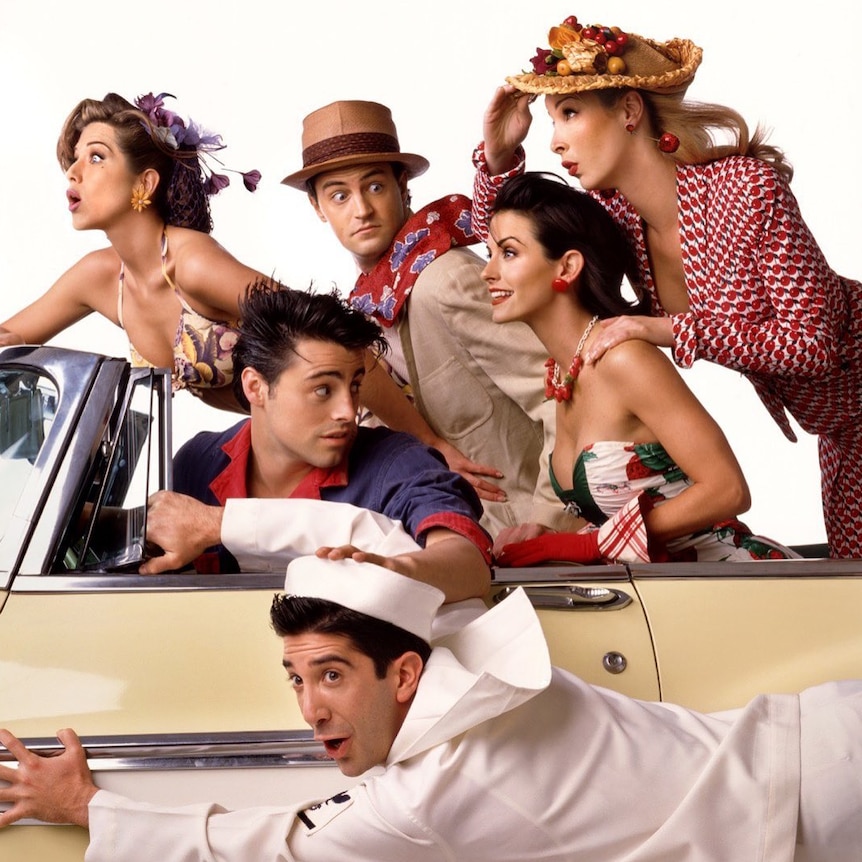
473;147;862;441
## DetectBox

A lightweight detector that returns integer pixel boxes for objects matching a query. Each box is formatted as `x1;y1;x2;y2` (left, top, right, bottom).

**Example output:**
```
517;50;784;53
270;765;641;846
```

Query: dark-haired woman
486;173;796;565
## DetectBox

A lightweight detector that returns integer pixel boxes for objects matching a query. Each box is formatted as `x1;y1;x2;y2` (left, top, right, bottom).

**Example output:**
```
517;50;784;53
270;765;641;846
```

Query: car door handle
494;585;632;611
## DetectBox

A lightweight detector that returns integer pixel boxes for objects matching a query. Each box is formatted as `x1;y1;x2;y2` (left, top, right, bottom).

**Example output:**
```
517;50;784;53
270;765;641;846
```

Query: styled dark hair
57;93;213;233
231;281;389;411
491;172;649;319
270;593;432;679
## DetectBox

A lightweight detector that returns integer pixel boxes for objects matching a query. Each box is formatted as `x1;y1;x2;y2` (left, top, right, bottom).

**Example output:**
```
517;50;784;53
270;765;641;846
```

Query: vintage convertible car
1;345;860;861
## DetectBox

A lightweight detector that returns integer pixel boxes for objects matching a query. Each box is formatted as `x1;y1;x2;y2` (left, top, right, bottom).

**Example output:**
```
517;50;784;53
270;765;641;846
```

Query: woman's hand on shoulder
584;316;673;366
432;437;507;503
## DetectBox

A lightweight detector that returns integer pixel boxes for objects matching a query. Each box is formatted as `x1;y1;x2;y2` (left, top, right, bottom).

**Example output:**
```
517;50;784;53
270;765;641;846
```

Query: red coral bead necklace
544;315;600;402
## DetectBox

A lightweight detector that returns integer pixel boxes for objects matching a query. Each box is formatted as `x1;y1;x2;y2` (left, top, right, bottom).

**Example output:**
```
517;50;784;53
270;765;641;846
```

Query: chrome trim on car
491;564;630;584
0;730;331;771
10;573;287;593
626;559;862;579
493;583;632;611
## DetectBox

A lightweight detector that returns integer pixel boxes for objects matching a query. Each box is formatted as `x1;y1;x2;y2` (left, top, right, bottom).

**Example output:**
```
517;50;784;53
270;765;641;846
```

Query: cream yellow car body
1;346;860;861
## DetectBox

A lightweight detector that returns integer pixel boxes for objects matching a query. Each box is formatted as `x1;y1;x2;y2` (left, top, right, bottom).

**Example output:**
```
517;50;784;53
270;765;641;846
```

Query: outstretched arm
317;528;491;602
360;353;506;502
142;495;460;578
0;249;118;345
583;316;674;365
0;729;96;828
172;232;271;321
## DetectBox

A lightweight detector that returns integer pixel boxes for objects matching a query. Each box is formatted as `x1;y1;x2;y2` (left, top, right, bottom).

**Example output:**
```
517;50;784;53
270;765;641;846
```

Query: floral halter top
117;231;240;393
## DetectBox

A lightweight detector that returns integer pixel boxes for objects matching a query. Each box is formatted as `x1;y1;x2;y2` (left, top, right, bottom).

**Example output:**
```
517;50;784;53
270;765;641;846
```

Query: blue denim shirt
174;421;490;573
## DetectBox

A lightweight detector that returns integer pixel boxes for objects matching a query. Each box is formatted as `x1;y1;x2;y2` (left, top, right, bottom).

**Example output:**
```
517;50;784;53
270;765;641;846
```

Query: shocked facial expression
482;210;561;326
64;122;140;231
310;163;409;273
283;632;414;777
546;92;628;191
248;338;365;473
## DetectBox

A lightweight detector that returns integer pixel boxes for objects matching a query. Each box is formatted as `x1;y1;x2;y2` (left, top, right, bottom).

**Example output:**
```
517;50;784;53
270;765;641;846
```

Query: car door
490;565;659;700
629;559;862;711
0;347;349;861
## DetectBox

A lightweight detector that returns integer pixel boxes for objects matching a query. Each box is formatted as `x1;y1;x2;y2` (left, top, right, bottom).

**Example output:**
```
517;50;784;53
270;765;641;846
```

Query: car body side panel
489;568;659;700
632;565;862;712
0;583;302;736
0;580;351;861
2;825;90;862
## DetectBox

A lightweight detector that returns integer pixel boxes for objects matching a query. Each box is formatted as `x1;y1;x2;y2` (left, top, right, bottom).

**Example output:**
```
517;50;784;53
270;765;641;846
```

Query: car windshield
0;370;57;543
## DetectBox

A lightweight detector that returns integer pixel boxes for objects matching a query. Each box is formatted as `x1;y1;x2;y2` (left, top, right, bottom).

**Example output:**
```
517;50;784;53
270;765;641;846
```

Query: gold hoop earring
131;185;152;213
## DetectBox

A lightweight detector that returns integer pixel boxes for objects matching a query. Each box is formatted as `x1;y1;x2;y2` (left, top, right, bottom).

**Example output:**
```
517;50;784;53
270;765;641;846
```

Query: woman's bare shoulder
594;337;673;378
53;246;123;297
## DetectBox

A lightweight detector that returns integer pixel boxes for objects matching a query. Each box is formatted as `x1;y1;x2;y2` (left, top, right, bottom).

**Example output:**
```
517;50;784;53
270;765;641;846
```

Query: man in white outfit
1;554;860;860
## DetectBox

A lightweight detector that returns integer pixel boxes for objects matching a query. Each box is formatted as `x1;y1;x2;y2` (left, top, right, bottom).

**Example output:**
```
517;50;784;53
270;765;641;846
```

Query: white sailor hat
284;556;445;643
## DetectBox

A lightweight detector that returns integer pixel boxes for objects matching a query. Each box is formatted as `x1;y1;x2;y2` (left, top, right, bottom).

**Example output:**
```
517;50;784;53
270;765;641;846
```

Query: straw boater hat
507;16;702;96
282;100;430;190
284;555;445;643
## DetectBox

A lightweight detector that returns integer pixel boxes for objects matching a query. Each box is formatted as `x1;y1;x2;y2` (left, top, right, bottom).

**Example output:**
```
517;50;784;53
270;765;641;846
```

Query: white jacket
86;589;862;861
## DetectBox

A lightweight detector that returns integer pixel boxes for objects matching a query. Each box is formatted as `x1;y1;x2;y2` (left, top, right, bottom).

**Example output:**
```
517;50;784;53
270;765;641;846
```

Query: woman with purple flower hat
0;92;266;412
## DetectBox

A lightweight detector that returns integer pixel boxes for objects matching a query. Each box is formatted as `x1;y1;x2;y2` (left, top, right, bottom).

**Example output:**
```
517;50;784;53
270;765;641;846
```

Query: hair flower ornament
135;92;261;195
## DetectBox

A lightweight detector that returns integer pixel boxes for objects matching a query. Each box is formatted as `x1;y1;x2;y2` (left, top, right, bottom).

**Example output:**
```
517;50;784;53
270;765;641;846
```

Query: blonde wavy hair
597;88;794;184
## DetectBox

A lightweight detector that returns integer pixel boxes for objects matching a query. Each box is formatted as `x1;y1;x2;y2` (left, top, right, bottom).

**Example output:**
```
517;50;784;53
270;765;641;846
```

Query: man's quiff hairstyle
231;281;388;411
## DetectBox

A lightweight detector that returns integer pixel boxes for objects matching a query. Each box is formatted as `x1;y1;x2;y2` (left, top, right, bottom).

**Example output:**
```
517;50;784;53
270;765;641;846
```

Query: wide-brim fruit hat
507;15;702;96
282;100;430;190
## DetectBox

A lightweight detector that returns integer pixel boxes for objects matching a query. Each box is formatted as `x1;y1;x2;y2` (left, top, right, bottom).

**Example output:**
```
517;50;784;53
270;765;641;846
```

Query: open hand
0;728;96;828
583;316;674;365
431;438;507;503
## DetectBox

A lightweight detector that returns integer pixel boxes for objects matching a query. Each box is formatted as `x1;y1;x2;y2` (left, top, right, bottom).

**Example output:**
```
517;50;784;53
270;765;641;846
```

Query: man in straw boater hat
2;549;861;859
281;99;582;541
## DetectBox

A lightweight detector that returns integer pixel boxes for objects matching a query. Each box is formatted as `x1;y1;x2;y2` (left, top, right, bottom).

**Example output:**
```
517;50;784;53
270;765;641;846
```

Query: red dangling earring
656;132;680;153
625;123;636;134
551;278;569;293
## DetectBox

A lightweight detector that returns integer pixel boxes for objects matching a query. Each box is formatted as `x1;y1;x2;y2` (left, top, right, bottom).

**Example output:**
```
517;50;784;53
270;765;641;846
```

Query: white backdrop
1;0;858;546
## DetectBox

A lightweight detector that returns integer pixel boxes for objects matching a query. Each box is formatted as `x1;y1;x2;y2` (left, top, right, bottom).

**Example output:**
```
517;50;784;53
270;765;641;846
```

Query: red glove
496;531;601;567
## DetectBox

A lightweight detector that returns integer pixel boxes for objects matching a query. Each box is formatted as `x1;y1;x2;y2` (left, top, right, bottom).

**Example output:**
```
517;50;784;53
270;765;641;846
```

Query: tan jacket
390;246;578;537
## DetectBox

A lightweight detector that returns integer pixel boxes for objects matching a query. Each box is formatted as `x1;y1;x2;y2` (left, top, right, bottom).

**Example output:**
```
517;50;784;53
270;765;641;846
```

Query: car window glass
0;371;57;543
56;375;161;573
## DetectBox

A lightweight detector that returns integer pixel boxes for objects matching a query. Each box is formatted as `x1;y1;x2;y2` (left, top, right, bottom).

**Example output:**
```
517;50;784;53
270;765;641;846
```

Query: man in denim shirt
141;282;491;603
